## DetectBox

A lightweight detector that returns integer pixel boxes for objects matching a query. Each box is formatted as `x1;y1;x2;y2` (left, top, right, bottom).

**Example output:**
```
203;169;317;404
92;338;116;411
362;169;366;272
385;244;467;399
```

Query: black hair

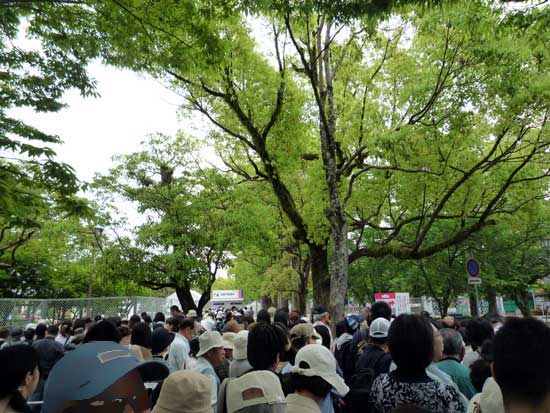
46;325;59;336
178;318;195;332
83;320;121;343
0;327;9;339
165;317;179;331
256;309;271;324
291;372;332;399
248;322;286;370
493;317;550;407
465;319;494;351
370;301;392;322
189;336;200;357
170;305;180;312
153;312;165;323
430;319;444;330
0;345;39;412
118;325;131;340
131;322;152;349
24;328;35;342
34;324;47;340
129;315;141;330
370;336;388;345
106;316;122;327
335;320;346;338
142;314;153;324
94;315;103;322
72;318;86;332
314;325;331;350
274;309;289;326
470;357;492;393
388;314;434;376
82;317;93;325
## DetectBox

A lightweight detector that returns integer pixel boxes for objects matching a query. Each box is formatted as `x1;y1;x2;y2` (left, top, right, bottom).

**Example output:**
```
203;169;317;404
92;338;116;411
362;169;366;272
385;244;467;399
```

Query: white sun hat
291;344;349;396
197;331;224;357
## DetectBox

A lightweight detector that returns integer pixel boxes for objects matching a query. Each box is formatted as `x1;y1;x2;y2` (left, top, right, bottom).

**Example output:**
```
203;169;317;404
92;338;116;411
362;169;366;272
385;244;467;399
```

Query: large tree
10;0;550;321
95;134;234;314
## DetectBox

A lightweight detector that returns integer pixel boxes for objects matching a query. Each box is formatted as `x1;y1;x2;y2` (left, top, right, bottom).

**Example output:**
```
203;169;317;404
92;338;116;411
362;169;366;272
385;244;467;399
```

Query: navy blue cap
42;342;169;413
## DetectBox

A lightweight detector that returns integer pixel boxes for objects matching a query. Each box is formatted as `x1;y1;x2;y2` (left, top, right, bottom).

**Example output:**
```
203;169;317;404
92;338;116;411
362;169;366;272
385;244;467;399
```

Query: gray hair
312;313;323;323
440;328;465;356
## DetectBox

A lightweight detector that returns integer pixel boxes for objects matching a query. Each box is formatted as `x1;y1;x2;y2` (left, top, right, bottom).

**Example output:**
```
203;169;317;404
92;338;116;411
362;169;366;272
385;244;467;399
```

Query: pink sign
374;292;410;315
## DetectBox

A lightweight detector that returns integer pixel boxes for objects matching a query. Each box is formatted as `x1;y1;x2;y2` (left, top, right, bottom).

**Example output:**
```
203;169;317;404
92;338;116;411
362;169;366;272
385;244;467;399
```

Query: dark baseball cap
42;342;169;413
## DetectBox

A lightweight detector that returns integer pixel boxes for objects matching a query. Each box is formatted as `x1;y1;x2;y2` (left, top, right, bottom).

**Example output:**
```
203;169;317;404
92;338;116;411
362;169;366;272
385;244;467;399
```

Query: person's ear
24;370;34;386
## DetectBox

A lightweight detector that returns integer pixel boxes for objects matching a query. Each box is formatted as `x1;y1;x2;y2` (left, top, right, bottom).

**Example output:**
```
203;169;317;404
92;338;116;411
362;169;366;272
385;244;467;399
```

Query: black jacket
32;336;64;378
355;344;392;377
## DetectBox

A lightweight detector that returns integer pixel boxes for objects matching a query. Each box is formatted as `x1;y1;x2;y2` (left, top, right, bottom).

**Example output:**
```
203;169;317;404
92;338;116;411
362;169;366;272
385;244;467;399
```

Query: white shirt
168;333;190;372
191;357;219;413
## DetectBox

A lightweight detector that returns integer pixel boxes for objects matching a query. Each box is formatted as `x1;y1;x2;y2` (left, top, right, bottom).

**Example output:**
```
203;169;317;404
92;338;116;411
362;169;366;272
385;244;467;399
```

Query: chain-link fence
0;297;169;328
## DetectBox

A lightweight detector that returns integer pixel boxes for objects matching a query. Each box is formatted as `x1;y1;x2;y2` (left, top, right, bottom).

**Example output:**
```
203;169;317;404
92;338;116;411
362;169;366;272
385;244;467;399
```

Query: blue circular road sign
466;259;480;277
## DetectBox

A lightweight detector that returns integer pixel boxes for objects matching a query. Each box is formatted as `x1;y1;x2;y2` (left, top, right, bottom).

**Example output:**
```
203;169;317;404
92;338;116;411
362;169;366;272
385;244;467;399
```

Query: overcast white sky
11;62;189;183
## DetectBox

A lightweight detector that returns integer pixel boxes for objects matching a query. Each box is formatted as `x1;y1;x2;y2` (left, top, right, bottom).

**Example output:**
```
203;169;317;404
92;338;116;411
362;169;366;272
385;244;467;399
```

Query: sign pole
474;283;480;317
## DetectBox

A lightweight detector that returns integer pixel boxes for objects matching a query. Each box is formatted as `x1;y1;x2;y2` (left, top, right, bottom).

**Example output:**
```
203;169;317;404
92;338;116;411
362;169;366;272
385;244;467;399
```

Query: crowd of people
1;302;549;413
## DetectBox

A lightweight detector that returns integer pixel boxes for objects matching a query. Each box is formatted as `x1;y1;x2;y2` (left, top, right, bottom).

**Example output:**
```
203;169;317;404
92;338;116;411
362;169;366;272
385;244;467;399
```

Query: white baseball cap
197;331;224;357
226;370;286;413
291;344;349;396
369;317;391;338
233;330;249;360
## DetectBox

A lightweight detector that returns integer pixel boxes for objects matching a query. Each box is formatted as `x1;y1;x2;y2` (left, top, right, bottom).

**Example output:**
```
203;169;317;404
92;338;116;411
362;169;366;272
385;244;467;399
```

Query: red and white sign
374;292;411;316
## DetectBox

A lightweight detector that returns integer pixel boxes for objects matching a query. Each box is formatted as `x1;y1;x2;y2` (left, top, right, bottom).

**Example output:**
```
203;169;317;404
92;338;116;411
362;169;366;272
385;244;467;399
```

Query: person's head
153;312;165;324
169;305;180;317
178;318;195;340
151;328;175;356
152;371;211;413
465;318;495;351
431;324;444;362
388;314;434;376
369;317;390;347
129;314;141;330
233;330;249;361
442;316;459;330
288;323;321;365
24;328;35;342
223;332;236;360
83;320;121;343
343;315;361;335
291;344;349;402
118;325;131;346
131;322;152;349
485;312;504;331
274;309;289;326
189;336;200;358
223;319;243;334
0;345;40;411
186;309;198;320
0;326;9;340
370;301;392;322
141;314;153;325
94;315;103;323
106;316;122;328
35;323;47;340
470;357;492;393
197;331;225;367
439;328;465;360
312;304;330;325
42;342;169;413
248;322;287;371
9;328;23;341
493;317;550;411
165;317;178;333
288;311;300;328
59;320;73;337
256;309;271;324
46;325;59;338
226;370;286;413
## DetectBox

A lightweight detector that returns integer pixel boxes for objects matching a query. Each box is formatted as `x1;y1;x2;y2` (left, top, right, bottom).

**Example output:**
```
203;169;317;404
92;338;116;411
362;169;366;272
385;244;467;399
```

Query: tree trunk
176;285;198;315
514;290;532;317
309;243;330;307
278;298;289;309
261;295;273;310
328;219;349;323
487;287;498;314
